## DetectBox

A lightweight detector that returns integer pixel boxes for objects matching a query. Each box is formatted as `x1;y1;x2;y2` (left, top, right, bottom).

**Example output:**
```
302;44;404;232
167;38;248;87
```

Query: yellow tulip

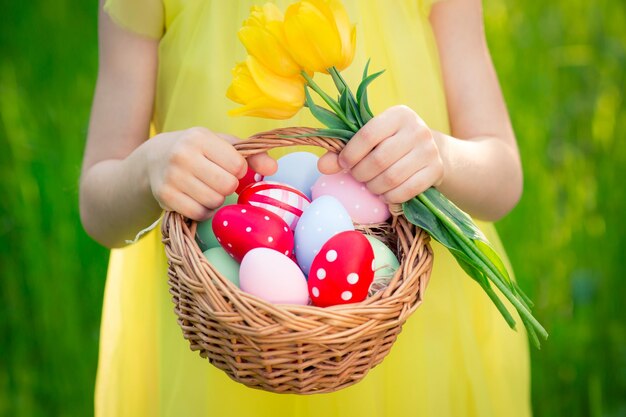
284;0;356;73
238;4;302;77
226;56;305;119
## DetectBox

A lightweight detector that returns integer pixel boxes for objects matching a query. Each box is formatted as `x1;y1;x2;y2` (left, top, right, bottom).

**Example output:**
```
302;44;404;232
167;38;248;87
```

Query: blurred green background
1;0;625;416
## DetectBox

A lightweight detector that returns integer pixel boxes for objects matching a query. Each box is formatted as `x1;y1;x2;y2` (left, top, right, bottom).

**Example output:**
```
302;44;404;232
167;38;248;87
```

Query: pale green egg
196;193;238;251
203;247;240;287
365;235;400;281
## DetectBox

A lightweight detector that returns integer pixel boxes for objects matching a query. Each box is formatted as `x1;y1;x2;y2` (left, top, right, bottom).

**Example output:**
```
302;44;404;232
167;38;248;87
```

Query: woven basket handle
234;127;345;156
235;127;402;216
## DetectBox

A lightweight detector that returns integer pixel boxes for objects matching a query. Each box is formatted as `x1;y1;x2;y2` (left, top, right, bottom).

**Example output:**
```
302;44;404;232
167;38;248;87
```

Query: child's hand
318;105;444;203
144;127;277;220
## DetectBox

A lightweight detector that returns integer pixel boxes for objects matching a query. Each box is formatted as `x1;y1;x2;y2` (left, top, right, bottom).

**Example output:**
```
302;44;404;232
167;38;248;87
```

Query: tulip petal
308;0;355;71
309;0;352;51
226;62;263;104
260;3;284;22
228;96;301;119
238;26;301;77
338;24;357;71
238;4;302;77
284;0;355;73
246;56;305;107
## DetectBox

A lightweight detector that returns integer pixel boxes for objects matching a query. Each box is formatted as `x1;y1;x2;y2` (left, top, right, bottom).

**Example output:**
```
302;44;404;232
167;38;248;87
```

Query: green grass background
1;0;625;416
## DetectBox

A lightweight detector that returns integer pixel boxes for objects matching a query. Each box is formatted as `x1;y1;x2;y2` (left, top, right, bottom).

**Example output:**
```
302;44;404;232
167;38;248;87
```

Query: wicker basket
161;127;433;394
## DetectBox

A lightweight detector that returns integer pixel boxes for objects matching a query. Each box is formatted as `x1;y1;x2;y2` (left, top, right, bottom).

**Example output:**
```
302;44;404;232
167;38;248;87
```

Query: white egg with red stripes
237;181;311;230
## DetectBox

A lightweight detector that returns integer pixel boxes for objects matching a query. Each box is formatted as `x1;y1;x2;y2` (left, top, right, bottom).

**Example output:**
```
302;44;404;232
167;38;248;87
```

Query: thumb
248;152;278;177
317;151;343;175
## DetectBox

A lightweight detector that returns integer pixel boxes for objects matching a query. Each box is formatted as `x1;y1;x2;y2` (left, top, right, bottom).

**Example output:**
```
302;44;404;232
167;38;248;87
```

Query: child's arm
79;5;275;248
319;0;522;221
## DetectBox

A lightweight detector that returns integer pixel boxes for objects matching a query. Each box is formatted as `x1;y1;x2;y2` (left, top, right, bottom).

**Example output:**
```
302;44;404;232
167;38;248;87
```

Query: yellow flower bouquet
227;0;547;347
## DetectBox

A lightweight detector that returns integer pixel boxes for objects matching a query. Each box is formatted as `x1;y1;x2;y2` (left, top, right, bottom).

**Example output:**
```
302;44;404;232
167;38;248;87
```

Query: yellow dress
97;1;531;416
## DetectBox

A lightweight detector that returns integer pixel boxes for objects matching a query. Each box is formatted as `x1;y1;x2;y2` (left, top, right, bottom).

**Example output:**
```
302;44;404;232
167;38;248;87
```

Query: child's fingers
317;151;342;175
159;189;214;221
189;129;247;178
248;153;278;177
382;165;443;204
187;153;240;196
349;131;415;183
181;175;227;209
365;149;422;196
338;106;407;169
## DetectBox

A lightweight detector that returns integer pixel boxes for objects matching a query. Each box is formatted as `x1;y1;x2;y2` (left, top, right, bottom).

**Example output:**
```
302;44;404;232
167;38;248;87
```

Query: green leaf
403;197;489;287
475;239;513;289
329;67;364;127
329;68;346;94
362;58;371;81
340;88;358;125
404;193;548;345
449;233;518;330
359;91;373;123
316;128;355;141
356;70;384;105
305;87;350;130
356;69;383;121
403;197;517;330
402;196;459;251
422;188;485;241
422;188;514;289
349;96;364;126
513;281;534;309
520;314;541;350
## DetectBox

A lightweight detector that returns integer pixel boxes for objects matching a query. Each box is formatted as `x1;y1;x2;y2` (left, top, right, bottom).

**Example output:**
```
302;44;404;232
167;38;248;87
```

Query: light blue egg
294;196;354;276
196;193;238;251
265;152;321;199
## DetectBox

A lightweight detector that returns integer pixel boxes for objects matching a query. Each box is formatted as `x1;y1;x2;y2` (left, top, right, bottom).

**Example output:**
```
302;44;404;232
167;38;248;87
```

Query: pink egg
212;205;294;262
311;172;390;224
238;181;311;230
240;248;309;305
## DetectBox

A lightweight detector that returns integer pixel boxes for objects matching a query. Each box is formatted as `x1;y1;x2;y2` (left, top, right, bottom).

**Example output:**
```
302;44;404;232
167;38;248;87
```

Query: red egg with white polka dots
212;204;294;263
308;231;375;307
236;166;264;194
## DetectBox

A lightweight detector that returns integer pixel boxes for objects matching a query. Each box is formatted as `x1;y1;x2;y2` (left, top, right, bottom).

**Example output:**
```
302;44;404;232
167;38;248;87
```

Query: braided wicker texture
162;128;433;394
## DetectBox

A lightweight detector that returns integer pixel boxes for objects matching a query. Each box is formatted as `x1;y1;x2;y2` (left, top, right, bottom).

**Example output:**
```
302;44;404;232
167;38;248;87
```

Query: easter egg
203;247;240;287
236;166;264;194
212;204;294;262
265;152;321;199
294;195;354;276
308;231;375;307
240;248;309;305
311;172;391;224
365;235;400;294
196;193;238;251
238;181;311;230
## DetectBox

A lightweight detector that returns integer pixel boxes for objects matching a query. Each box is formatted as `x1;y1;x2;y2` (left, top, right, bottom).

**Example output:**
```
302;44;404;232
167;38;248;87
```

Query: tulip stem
301;71;359;132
